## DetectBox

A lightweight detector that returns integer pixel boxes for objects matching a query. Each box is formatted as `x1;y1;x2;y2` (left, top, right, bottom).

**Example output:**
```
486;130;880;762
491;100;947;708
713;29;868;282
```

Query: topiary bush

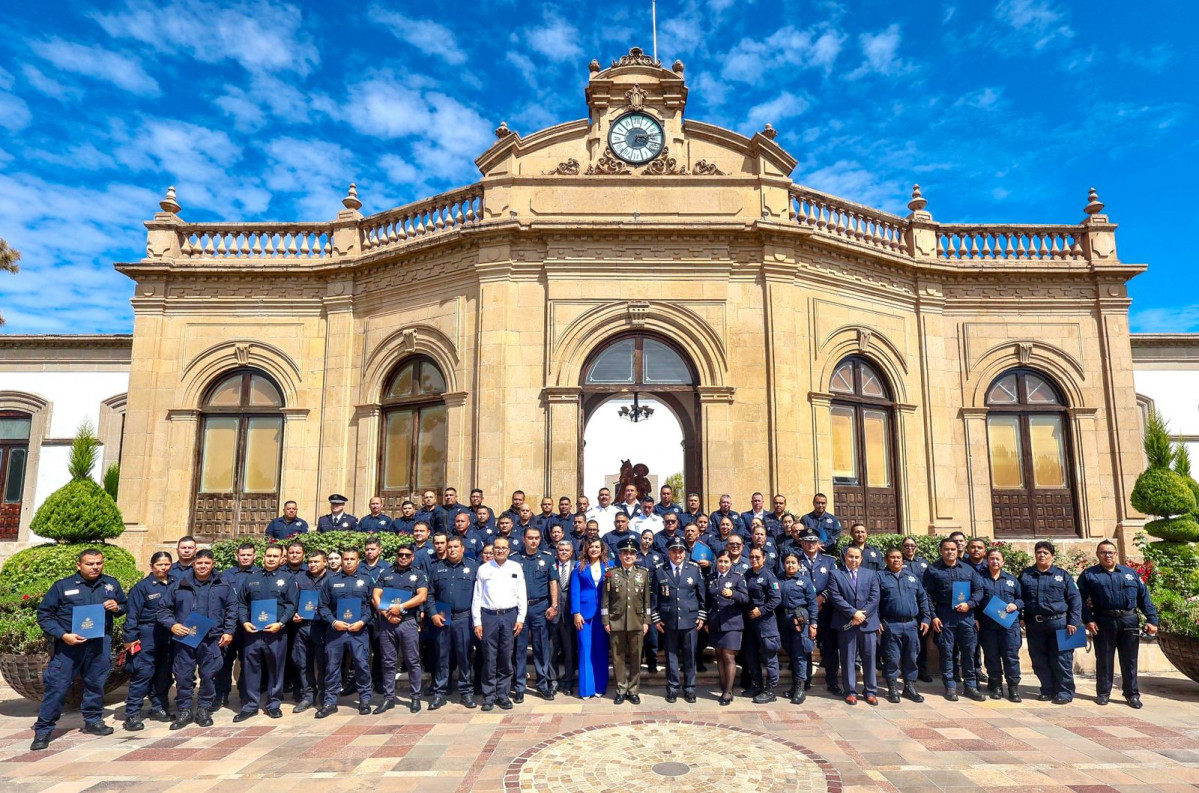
211;531;413;570
28;478;125;542
1145;516;1199;544
0;542;141;598
1131;467;1197;519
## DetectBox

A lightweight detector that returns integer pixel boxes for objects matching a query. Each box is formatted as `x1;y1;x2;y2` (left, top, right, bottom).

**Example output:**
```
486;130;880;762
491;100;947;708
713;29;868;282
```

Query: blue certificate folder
297;591;319;620
691;544;714;564
952;581;971;606
1057;626;1088;650
377;589;412;612
174;611;215;648
251;599;277;629
435;601;453;625
336;597;363;623
71;604;105;639
983;596;1019;629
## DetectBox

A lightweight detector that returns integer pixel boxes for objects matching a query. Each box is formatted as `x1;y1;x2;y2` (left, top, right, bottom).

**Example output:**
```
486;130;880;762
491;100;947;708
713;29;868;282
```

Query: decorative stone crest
1017;341;1033;365
234;342;251;365
642;146;685;176
628;301;650;327
546;159;581;176
401;329;418;354
625;84;647;110
585;146;630;175
693;160;724;176
611;47;660;68
857;328;873;352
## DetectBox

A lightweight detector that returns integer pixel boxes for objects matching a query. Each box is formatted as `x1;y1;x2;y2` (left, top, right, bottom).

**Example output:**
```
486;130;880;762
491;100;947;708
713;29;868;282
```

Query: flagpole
652;0;658;62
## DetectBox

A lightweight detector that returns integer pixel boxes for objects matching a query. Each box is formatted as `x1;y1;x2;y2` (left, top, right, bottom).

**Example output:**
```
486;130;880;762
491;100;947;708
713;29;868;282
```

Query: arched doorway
191;369;285;540
985;368;1078;537
829;356;900;533
579;334;701;499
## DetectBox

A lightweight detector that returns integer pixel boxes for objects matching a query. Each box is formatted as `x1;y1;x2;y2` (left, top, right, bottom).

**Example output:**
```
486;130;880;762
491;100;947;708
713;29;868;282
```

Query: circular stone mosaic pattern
504;720;839;793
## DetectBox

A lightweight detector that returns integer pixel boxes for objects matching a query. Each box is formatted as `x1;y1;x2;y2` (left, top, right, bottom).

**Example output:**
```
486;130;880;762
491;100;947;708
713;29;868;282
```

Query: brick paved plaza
1;671;1195;793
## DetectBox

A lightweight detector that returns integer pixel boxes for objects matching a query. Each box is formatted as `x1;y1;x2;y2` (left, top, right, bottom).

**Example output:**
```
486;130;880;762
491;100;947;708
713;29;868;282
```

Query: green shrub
1145;516;1199;543
67;420;100;481
29;479;125;542
103;463;120;500
0;542;141;598
832;533;1030;576
0;596;53;653
1131;467;1196;518
211;531;413;570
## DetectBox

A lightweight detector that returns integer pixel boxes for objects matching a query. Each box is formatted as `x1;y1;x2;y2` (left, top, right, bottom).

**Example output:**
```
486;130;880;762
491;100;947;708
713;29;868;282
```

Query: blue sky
0;0;1196;334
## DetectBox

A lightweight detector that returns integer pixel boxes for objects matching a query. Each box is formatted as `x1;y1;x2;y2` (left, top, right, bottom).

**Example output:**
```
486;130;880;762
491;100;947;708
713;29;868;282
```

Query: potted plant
0;421;141;703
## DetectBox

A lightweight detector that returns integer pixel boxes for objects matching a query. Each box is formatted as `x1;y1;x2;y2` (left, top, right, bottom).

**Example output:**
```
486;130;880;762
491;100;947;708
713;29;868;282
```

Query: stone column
161;409;201;551
960;407;992;536
543;387;581;497
807;392;834;502
443;391;470;493
317;286;355;511
698;386;735;511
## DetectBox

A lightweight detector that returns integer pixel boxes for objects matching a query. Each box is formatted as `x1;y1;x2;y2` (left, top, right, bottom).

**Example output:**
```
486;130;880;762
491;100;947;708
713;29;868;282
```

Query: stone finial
1084;186;1104;215
907;184;928;213
159;185;181;214
672;60;685;75
342;183;362;211
495;121;512;139
761;123;778;140
589;59;601;73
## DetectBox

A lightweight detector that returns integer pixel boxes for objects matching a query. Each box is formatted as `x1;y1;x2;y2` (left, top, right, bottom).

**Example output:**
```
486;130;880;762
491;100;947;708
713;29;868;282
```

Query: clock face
608;113;665;164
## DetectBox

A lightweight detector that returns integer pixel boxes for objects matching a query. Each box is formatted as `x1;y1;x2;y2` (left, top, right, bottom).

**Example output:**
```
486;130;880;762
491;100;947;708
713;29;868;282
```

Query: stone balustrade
178;224;334;260
935;225;1086;261
359;186;484;254
789;187;910;256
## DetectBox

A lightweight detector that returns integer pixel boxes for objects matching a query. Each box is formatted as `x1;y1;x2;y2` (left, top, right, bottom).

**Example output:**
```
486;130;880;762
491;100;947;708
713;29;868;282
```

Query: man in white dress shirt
471;536;527;711
586;487;619;536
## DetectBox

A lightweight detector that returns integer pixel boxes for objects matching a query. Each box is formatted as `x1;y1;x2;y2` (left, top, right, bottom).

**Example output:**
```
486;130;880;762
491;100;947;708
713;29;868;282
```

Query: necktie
851;570;858;590
674;565;681;580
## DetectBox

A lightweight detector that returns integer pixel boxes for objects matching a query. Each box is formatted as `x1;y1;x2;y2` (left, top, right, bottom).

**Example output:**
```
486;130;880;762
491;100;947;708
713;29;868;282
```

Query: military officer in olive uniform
604;536;653;704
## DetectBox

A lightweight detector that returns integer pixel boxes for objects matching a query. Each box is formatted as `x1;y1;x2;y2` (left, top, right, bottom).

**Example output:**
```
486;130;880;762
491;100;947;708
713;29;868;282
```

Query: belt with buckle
451;610;473;619
528;597;547;606
482;607;516;616
1033;612;1065;622
1095;608;1135;618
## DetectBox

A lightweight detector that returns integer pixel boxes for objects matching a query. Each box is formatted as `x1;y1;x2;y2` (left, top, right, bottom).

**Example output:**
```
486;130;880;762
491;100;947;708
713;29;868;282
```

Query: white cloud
93;0;318;75
506;52;538;87
30;38;160;96
379;154;419;186
692;71;730;107
721;25;844;83
262;137;356;218
1130;305;1199;334
953;86;1005;112
368;8;467;65
659;16;705;56
0;91;31;131
849;24;911;79
799;159;907;214
523;16;584;62
1118;44;1173;73
20;65;83;101
994;0;1074;50
745;92;810;133
214;74;334;131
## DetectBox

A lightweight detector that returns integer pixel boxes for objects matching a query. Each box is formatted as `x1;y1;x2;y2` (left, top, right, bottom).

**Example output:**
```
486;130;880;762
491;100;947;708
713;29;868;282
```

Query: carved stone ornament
494;121;512;139
546;158;581;176
625;84;647;110
611;47;660;68
1017;341;1033;365
401;329;418;354
692;160;724;176
234;342;251;365
857;328;873;353
585;146;630;175
642;145;686;176
628;301;649;327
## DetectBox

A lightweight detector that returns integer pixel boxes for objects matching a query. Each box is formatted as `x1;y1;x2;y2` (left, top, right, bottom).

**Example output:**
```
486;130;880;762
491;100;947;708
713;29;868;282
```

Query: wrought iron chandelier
617;392;654;423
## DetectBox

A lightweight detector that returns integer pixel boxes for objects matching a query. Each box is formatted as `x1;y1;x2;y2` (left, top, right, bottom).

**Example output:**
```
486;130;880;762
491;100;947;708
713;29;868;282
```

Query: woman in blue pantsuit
572;538;609;698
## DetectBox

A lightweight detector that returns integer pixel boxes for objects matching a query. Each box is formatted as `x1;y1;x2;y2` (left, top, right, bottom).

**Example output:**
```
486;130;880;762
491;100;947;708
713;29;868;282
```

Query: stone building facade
102;49;1149;560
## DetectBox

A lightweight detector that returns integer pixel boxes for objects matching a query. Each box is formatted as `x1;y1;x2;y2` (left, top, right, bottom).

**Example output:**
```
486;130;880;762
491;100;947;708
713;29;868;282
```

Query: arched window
985;368;1077;537
0;412;31;541
379;356;446;509
193;369;284;540
584;335;695;387
828;356;900;532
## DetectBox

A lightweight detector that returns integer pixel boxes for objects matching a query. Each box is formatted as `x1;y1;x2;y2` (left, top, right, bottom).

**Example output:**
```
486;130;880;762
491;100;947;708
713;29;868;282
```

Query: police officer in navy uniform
1079;539;1159;708
121;551;175;731
800;493;842;554
434;487;473;535
373;545;428;713
1020;540;1083;704
709;494;747;538
170;535;198;579
900;537;935;682
318;493;359;533
290;549;328;713
777;551;818;704
233;544;297;721
845;524;884;571
161;550;237;731
451;511;485;563
744;546;783;703
359;496;393;534
923;537;987;702
977;547;1023;702
796;529;839;693
316;548;375;717
215;542;259;710
741;492;770;535
31;548;128;750
678;492;704;528
266;500;309;540
512;525;559;701
877;548;931;704
428;535;479;709
650;536;707;703
389;500;418;535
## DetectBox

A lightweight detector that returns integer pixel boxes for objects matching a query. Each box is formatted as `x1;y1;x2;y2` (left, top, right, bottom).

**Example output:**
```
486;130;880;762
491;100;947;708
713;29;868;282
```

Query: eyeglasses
397;553;413;558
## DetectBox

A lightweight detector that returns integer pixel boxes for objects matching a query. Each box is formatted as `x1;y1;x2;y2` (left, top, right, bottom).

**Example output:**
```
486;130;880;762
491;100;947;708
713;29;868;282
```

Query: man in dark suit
826;545;881;705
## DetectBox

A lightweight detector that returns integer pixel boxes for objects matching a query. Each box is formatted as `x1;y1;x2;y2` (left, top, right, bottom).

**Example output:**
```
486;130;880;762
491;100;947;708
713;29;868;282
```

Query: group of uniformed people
28;485;1160;751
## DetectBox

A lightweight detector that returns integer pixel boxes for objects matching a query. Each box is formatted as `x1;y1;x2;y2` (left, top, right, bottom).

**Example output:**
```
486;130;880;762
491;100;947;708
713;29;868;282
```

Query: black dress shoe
358;702;372;715
293;699;313;714
902;684;924;703
1008;690;1022;703
1128;695;1143;709
30;734;51;751
964;688;986;702
498;698;513;710
541;689;555;701
81;721;114;736
752;690;776;704
988;687;1002;700
373;699;395;715
1038;694;1052;701
194;709;213;727
511;692;524;704
232;710;257;723
462;696;477;709
628;694;641;705
315;704;338;719
481;702;494;712
147;709;172;723
1051;695;1071;705
429;695;447;710
791;688;807;705
718;695;731;706
1096;694;1109;706
665;691;677;703
170;710;193;730
409;698;421;713
123;718;145;732
266;708;283;719
945;689;959;702
614;693;625;704
684;693;696;703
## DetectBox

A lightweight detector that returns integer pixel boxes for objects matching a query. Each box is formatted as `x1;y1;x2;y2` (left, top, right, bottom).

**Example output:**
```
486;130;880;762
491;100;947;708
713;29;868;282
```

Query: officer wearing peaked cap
605;536;652;704
317;494;359;533
650;535;707;703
